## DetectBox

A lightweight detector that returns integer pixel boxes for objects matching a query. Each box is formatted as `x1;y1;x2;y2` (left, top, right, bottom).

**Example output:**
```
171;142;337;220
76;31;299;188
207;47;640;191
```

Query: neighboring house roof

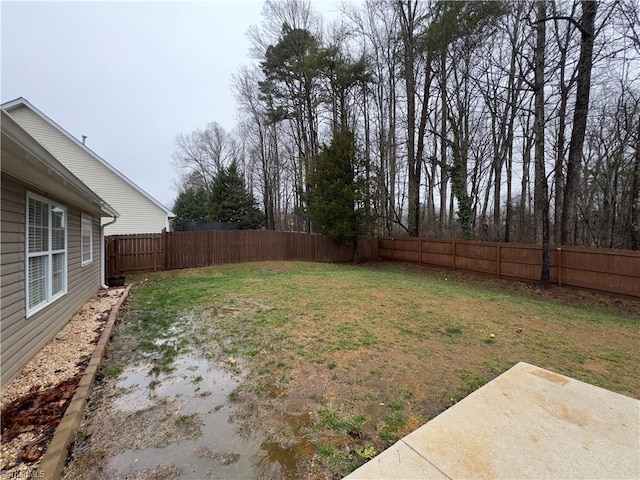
1;108;119;219
2;97;174;218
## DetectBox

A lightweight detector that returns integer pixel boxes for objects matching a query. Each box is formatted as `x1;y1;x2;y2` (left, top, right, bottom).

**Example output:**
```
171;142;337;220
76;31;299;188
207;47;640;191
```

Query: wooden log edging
39;284;132;480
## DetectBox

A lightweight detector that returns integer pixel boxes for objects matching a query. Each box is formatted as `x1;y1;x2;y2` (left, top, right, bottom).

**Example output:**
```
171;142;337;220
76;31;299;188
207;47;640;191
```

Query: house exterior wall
8;105;170;235
1;174;102;388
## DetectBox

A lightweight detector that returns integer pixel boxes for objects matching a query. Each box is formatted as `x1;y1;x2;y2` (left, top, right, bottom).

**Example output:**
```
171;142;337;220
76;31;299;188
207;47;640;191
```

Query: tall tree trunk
398;0;420;236
554;86;569;244
551;1;578;245
520;111;533;242
389;73;397;234
505;139;513;243
561;0;598;245
534;0;550;284
632;119;640;250
416;52;433;236
439;50;448;235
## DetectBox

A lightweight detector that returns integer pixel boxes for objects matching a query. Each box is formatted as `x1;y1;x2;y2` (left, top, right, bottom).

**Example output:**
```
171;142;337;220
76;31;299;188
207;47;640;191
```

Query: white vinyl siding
2;160;102;389
26;192;67;316
81;214;93;265
9;106;171;234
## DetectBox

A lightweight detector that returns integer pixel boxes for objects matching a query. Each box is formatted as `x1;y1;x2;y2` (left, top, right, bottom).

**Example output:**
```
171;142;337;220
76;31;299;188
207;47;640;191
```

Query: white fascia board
2;97;175;216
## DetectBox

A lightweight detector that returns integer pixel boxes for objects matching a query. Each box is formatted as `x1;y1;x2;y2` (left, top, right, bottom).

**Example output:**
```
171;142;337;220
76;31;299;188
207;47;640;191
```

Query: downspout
101;215;118;288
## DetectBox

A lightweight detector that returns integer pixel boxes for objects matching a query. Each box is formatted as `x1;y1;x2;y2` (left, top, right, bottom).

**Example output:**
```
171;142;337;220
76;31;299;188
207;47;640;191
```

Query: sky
1;1;338;209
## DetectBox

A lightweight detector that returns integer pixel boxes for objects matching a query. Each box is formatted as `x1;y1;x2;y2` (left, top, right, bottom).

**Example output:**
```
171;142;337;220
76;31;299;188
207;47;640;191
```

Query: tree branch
535;15;587;36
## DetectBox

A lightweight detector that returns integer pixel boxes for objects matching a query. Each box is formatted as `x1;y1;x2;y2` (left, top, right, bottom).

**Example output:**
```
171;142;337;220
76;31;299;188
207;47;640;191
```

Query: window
26;193;67;316
81;215;93;266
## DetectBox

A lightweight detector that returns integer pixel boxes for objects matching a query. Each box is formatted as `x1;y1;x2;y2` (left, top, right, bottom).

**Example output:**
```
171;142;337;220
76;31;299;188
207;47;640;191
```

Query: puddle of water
261;440;316;478
152;323;187;348
116;363;154;389
281;412;311;437
107;355;300;479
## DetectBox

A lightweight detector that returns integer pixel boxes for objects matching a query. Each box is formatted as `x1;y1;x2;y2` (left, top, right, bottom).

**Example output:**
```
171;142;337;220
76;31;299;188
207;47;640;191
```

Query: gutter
100;214;119;288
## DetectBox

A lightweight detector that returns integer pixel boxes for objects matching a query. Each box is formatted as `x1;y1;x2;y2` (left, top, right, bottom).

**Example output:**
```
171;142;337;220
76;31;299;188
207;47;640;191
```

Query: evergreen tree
208;162;264;229
309;129;367;247
172;186;209;231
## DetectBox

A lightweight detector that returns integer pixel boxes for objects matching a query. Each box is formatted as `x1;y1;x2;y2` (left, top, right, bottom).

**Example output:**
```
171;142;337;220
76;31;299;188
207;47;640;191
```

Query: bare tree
173;122;237;191
632;116;640;249
561;1;598;245
534;0;551;283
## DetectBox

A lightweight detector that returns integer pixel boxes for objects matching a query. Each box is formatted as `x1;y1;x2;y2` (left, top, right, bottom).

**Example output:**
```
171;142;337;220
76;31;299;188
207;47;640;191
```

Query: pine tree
172;186;209;231
208;162;264;229
309;129;366;247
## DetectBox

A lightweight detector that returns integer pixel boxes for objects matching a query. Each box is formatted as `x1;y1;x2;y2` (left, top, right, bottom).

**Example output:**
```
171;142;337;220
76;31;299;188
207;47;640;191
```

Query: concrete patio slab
347;440;449;480
345;362;639;480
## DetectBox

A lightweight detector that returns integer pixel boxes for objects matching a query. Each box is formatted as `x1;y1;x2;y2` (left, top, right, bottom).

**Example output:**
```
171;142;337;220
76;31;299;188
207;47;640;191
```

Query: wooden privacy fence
105;231;378;277
105;232;639;297
379;237;640;298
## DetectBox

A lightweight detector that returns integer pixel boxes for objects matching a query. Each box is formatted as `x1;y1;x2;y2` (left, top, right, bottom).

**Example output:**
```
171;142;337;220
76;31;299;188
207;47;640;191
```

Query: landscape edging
39;284;132;480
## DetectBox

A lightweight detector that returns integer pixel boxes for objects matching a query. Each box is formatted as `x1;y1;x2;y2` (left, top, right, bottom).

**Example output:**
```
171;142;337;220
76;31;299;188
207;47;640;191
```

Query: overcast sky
1;1;338;209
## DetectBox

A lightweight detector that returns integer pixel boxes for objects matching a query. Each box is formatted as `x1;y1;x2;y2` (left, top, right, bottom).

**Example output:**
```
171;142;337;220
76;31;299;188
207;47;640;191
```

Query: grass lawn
118;261;639;478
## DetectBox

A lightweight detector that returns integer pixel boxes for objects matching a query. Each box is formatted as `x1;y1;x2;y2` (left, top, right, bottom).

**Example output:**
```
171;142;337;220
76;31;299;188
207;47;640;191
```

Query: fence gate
105;234;164;278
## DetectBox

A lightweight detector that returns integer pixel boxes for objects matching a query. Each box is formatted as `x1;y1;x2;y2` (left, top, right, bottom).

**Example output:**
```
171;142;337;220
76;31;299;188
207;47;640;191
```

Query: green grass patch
102;364;123;377
317;443;350;476
599;348;633;365
388;398;404;411
445;326;463;335
447;370;488;405
379;412;407;443
317;408;368;435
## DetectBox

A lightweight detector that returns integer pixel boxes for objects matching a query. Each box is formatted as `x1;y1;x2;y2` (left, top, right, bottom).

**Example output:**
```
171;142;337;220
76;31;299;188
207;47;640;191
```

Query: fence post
419;238;422;265
497;244;501;279
453;239;457;271
557;247;563;287
113;236;118;276
105;236;113;278
163;231;168;270
153;236;158;272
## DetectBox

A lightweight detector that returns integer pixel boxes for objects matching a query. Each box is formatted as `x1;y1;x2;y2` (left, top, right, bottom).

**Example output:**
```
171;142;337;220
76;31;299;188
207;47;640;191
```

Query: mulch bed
1;373;82;463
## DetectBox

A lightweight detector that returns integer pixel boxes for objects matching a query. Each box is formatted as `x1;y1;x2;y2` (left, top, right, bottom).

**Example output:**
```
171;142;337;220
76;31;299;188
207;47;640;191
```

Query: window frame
26;192;67;317
81;214;93;266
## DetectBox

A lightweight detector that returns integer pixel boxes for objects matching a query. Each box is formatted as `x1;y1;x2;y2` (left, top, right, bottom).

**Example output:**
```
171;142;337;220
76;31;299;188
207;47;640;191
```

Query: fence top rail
107;234;163;239
556;245;640;258
382;237;507;247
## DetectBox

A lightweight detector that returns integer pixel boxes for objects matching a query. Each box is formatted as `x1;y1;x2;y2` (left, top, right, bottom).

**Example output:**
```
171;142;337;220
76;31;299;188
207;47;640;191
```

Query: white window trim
81;214;93;266
26;192;67;317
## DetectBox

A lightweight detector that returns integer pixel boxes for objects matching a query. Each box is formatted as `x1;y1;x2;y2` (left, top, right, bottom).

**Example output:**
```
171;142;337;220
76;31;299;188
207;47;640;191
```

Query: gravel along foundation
0;287;128;478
